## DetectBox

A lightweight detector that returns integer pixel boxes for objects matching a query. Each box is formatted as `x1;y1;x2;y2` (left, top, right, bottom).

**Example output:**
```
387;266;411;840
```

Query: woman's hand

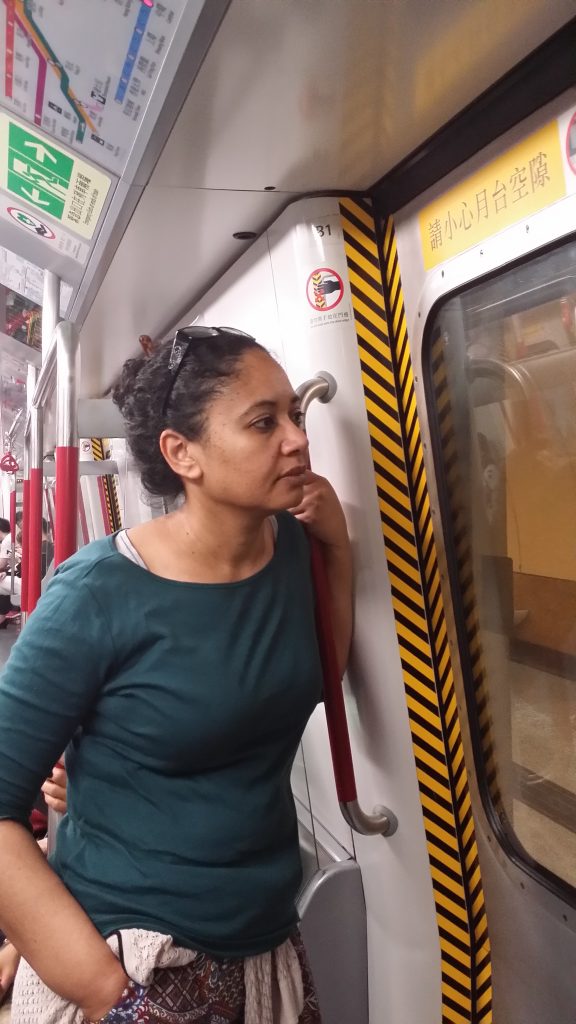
289;471;349;550
41;762;67;815
290;472;353;675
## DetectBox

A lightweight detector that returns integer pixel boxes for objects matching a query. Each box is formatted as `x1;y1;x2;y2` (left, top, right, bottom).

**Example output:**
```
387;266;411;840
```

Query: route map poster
0;0;190;178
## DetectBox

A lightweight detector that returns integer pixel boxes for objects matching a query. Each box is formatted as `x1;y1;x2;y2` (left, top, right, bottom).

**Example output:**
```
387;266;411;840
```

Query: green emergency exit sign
7;122;73;220
0;113;112;240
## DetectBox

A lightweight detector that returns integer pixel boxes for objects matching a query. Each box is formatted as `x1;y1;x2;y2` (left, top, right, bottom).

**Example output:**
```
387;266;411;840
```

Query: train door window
426;239;576;893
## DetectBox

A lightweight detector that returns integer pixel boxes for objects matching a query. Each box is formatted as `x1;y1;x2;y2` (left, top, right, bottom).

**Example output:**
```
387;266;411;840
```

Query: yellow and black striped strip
429;337;503;820
91;438;122;533
338;196;492;1023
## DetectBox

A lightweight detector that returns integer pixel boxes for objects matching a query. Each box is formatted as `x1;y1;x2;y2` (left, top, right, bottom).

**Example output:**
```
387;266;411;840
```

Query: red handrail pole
298;375;396;837
27;399;44;613
20;478;30;613
309;536;358;804
9;486;16;538
54;323;79;568
27;466;43;611
54;448;78;566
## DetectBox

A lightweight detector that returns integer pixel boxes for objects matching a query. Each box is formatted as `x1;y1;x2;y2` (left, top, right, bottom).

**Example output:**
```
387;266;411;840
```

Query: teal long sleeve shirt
0;512;323;957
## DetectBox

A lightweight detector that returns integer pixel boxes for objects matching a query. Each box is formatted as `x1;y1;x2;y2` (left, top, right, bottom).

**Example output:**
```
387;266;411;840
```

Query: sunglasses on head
162;326;255;416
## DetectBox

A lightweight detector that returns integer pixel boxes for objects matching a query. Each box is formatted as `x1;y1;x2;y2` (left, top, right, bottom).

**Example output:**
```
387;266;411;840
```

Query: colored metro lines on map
116;1;154;105
4;0;97;142
0;0;187;177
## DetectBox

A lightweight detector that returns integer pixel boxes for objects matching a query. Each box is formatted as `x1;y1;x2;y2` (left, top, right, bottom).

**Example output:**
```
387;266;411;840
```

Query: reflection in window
429;240;576;890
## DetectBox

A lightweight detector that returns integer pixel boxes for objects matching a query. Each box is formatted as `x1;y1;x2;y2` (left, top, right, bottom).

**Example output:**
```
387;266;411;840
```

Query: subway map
0;0;189;177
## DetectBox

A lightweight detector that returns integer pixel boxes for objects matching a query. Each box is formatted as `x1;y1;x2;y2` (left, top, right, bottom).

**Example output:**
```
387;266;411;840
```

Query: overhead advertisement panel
0;0;193;177
0;245;71;309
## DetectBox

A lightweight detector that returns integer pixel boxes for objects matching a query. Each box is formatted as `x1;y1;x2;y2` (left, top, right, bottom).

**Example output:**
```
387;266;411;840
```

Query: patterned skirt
11;928;321;1024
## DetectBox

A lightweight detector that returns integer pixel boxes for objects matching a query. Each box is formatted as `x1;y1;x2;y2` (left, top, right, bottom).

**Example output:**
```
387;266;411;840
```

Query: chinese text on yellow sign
419;120;565;270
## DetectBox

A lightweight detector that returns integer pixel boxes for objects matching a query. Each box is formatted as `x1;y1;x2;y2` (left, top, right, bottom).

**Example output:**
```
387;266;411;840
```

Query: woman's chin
277;479;304;505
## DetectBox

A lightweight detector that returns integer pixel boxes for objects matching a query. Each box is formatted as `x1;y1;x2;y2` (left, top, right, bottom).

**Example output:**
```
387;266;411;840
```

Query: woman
0;328;352;1023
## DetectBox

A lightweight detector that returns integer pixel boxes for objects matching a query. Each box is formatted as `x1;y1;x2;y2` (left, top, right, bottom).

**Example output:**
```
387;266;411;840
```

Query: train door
391;91;576;1022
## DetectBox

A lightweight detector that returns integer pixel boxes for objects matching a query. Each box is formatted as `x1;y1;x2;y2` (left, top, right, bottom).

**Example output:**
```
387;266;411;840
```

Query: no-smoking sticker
8;206;55;239
306;267;344;311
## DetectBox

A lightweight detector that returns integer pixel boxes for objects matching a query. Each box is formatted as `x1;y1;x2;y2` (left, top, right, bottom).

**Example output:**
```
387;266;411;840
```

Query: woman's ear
159;430;203;483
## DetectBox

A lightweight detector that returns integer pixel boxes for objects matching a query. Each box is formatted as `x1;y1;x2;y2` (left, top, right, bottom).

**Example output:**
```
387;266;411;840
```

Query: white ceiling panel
152;0;576;192
80;0;576;395
80;185;292;396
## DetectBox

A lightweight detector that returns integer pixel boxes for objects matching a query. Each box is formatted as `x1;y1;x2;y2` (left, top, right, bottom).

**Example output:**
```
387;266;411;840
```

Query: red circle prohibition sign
306;267;344;312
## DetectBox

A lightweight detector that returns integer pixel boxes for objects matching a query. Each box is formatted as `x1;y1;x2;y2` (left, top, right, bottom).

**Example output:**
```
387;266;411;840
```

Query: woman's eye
292;410;305;428
252;416;276;431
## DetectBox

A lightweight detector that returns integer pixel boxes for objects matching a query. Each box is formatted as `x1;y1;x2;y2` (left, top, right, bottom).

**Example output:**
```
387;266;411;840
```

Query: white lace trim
11;928;304;1024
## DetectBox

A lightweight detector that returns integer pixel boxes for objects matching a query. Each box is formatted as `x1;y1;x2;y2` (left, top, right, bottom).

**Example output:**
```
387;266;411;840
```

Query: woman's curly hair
112;332;265;499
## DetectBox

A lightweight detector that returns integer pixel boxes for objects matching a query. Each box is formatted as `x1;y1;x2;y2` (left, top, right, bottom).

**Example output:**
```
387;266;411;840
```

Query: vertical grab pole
26;273;59;615
19;478;30;614
42;272;60;363
48;321;78;855
297;373;397;837
9;484;16;539
28;379;43;613
54;322;79;567
20;364;37;616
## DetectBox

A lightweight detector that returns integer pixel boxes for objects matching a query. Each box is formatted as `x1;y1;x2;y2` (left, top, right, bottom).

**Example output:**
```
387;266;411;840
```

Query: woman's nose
281;421;309;454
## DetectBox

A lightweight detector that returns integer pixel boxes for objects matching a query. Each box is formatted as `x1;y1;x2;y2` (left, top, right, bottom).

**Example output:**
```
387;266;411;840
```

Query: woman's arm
290;471;353;676
0;822;127;1019
0;573;129;1018
1;764;121;1020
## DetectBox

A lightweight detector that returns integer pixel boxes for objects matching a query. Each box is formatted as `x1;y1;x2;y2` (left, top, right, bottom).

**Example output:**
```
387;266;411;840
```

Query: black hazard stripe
91;437;122;533
339;197;492;1024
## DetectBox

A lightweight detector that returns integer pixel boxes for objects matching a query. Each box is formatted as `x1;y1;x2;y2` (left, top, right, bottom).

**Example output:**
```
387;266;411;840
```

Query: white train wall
178;195;463;1024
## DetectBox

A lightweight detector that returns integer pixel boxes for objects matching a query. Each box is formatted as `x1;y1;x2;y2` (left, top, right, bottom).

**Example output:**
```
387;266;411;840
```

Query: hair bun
111;355;147;417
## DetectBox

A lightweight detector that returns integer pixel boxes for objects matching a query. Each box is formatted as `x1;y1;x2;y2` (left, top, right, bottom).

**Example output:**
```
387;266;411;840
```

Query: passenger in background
41;519;54;579
0;516;52;625
0;517;12;627
0;514;21;627
0;519;10;568
0;328;352;1023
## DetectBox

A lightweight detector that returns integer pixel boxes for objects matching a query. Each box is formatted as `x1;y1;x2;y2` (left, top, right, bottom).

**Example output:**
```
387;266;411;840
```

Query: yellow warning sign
419;119;565;270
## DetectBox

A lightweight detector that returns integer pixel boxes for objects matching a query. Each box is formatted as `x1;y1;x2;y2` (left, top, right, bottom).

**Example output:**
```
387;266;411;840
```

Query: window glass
428;239;576;888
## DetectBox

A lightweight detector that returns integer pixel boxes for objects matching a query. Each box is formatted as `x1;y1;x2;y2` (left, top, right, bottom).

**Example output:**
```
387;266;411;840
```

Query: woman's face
186;348;309;513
